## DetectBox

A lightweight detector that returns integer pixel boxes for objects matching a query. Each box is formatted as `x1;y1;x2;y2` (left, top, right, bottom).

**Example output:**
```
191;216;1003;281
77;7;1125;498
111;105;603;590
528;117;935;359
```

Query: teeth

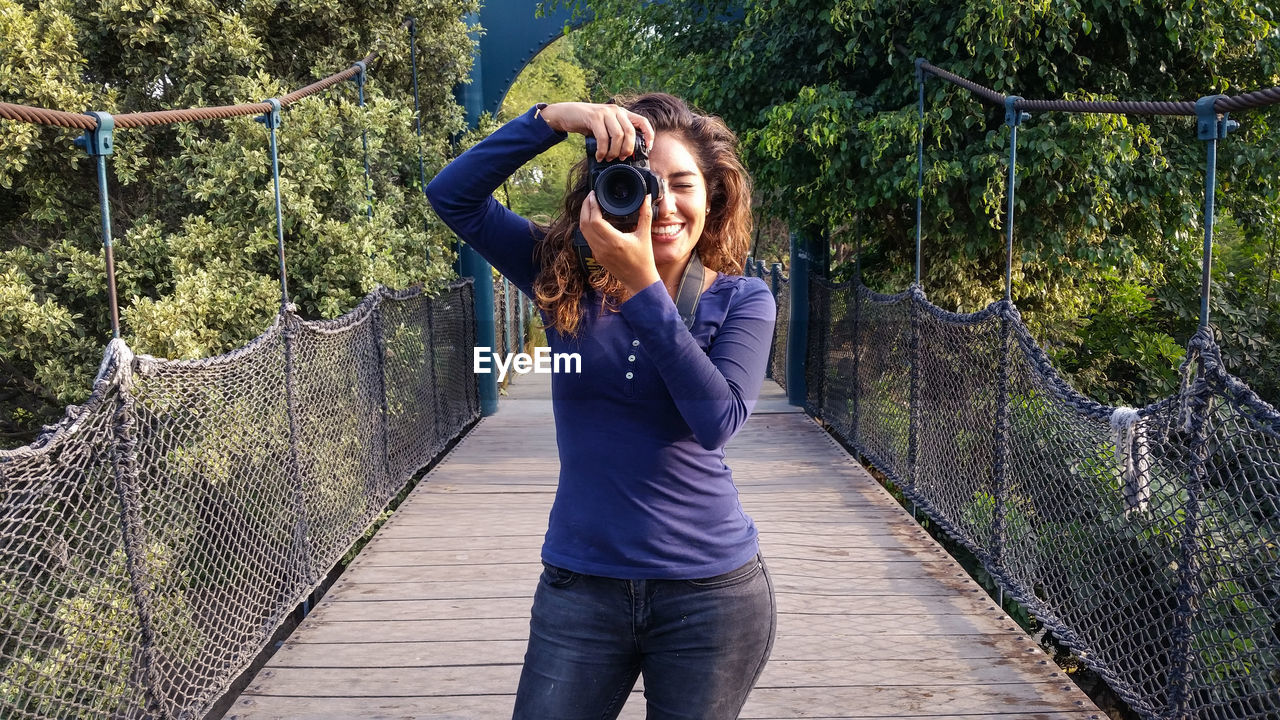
653;224;682;236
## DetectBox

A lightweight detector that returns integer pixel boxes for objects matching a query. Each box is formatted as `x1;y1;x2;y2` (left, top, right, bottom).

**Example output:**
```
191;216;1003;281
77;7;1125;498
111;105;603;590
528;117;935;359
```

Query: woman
426;93;776;720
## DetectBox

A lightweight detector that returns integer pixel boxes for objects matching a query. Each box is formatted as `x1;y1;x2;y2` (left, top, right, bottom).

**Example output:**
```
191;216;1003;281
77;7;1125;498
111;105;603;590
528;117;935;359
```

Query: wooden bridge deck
229;373;1103;720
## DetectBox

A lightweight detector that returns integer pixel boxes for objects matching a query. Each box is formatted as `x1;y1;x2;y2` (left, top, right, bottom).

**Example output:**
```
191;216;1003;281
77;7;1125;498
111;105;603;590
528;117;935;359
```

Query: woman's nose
655;189;677;216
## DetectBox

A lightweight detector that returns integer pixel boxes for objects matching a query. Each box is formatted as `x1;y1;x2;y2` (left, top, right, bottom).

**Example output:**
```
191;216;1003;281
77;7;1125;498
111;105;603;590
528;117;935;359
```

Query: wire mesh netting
494;277;535;363
747;258;787;385
0;281;479;719
798;275;1280;720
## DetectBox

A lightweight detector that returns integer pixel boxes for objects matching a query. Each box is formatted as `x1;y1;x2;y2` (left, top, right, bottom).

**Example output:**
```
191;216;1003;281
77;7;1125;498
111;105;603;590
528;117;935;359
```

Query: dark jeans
511;555;775;720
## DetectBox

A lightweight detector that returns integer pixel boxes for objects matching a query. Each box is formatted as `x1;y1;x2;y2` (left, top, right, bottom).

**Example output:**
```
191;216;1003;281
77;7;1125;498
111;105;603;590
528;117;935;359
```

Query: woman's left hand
579;190;661;296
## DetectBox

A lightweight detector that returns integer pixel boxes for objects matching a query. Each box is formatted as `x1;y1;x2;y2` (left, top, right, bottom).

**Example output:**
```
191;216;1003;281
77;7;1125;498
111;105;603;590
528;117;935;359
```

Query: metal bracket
1195;95;1238;141
255;98;282;130
73;111;115;156
1004;96;1029;127
915;57;927;83
353;60;367;91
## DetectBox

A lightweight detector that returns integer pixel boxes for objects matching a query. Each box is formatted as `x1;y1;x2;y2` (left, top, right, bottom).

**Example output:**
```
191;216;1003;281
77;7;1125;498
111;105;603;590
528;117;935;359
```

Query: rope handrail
0;51;377;130
918;60;1280;116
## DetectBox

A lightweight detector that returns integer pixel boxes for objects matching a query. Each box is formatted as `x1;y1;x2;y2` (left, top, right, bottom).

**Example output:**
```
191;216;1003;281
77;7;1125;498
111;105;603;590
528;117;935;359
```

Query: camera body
585;136;662;231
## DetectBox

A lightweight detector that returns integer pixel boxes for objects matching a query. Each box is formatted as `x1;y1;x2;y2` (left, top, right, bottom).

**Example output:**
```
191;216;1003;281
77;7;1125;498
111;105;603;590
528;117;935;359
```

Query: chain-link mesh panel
1186;349;1280;719
848;285;911;481
291;295;390;583
808;280;856;439
0;281;479;719
914;297;1004;559
432;282;480;433
0;362;150;720
494;279;512;358
801;279;1280;720
996;320;1189;718
381;288;445;484
771;276;789;391
128;319;304;717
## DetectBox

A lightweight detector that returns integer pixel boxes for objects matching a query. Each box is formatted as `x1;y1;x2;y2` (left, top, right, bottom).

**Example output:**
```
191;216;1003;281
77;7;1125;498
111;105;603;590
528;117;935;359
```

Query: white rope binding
1110;406;1150;515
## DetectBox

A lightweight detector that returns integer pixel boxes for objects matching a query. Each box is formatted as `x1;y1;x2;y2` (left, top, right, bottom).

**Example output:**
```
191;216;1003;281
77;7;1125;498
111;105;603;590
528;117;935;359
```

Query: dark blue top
426;106;776;579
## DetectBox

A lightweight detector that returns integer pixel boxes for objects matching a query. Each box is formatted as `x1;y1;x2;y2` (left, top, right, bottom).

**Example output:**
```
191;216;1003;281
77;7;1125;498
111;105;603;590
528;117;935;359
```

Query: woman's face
647;132;707;272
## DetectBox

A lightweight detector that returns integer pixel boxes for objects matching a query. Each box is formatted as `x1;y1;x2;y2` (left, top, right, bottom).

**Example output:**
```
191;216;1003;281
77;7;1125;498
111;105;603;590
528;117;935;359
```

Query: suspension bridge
2;6;1279;720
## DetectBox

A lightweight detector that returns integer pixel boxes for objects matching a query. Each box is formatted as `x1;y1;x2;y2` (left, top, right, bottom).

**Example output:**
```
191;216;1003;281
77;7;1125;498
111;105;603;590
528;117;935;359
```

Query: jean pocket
685;557;763;589
541;562;579;589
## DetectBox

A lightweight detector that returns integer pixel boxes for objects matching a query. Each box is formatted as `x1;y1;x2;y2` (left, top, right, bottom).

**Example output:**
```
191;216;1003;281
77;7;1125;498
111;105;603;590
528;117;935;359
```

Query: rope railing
917;60;1280;115
0;52;378;130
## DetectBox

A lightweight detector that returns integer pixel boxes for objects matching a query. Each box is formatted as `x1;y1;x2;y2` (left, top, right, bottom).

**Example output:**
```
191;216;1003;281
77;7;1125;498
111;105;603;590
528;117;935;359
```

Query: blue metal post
74;112;121;338
915;59;927;286
455;11;499;415
353;61;373;219
1003;97;1030;301
786;230;811;407
1194;96;1237;330
256;99;289;308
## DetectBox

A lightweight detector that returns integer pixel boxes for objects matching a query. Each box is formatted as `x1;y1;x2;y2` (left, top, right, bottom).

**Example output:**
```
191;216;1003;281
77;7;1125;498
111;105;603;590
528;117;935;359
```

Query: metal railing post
991;97;1029;572
353;61;373;218
74;111;122;338
786;230;811;407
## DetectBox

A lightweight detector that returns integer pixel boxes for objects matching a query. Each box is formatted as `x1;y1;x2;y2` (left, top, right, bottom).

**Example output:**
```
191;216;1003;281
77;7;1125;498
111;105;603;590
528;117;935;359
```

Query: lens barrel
595;165;648;218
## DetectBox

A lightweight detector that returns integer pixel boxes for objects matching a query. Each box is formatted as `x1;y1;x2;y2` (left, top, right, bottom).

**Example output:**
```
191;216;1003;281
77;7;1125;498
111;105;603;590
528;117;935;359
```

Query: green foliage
569;0;1280;407
1;0;476;446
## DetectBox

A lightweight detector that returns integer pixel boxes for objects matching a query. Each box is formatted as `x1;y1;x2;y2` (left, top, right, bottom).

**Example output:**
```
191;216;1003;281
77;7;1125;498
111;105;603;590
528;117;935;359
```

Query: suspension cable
0;52;377;130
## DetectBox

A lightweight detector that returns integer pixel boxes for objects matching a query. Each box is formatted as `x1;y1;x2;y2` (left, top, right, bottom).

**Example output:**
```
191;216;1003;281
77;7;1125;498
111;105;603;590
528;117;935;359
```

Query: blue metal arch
454;2;589;417
458;2;590;126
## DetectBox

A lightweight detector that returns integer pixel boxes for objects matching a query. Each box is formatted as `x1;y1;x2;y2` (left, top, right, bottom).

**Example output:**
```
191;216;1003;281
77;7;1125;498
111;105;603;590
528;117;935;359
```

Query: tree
1;0;477;446
568;0;1280;405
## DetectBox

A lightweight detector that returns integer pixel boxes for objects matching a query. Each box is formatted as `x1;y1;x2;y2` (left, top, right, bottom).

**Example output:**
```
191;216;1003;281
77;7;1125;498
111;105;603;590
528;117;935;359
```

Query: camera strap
674;252;704;330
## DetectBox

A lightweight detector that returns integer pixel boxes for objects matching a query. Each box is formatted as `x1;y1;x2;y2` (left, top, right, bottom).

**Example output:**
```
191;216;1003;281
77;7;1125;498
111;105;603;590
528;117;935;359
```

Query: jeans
511;555;776;720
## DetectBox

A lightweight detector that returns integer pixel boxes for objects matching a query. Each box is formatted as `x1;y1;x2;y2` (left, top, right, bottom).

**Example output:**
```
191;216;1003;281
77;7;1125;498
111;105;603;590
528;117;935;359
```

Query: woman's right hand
537;102;656;162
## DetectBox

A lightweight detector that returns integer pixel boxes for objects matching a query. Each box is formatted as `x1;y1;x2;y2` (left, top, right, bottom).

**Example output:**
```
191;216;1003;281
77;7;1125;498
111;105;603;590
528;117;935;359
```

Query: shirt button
631;339;639;346
627;354;636;362
625;372;634;380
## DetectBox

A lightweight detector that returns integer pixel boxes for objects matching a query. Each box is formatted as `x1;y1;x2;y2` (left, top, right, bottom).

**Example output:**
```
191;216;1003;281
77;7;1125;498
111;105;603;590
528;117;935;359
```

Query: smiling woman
425;93;776;720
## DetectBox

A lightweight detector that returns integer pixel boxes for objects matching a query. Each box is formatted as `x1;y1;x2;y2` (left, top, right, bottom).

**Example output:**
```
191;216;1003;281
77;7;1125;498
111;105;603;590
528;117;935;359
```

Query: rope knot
93;337;136;391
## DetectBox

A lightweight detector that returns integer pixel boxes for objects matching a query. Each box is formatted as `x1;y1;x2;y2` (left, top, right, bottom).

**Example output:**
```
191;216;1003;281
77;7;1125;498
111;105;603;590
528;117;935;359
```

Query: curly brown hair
531;93;753;338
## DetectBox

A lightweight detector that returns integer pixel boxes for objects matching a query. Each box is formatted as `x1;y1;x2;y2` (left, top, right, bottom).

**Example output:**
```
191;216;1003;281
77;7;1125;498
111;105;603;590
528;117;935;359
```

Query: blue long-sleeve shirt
426;106;776;579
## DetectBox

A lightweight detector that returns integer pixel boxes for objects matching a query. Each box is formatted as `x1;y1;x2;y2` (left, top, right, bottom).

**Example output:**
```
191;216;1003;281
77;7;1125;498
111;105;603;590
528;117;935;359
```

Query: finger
591;119;610;161
580;191;599;225
635;188;653;238
617;106;637;159
630;112;656;149
601;112;625;160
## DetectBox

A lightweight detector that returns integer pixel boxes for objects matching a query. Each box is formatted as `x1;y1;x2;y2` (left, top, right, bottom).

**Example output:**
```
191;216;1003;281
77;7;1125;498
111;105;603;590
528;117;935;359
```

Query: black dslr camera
574;136;663;275
585;135;662;231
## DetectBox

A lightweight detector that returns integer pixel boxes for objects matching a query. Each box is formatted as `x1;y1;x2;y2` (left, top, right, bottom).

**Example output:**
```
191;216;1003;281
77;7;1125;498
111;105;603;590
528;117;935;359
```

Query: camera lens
595;165;646;218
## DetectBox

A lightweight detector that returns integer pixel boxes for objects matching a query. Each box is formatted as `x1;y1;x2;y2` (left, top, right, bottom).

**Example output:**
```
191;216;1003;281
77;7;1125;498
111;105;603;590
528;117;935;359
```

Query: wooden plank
273;630;1048;666
233;375;1102;719
240;657;1077;698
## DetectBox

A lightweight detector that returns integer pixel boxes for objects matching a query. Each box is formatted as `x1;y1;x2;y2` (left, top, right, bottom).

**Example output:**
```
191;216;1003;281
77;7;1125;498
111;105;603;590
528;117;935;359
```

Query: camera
585;135;662;231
